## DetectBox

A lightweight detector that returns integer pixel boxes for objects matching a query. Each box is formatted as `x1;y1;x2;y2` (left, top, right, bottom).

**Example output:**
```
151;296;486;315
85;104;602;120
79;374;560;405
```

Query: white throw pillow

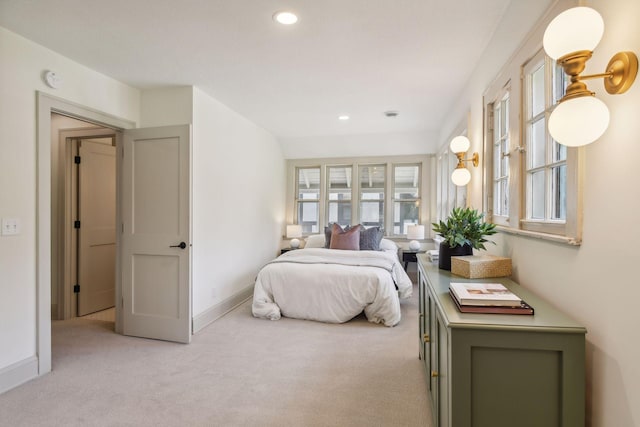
379;238;398;251
304;234;326;248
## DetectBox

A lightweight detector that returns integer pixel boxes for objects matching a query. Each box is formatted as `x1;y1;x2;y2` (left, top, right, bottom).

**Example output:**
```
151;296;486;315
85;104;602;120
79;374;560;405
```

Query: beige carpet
0;285;431;426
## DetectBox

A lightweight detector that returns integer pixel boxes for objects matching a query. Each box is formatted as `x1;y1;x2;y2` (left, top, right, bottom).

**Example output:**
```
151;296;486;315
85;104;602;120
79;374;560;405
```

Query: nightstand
402;250;425;270
280;247;297;255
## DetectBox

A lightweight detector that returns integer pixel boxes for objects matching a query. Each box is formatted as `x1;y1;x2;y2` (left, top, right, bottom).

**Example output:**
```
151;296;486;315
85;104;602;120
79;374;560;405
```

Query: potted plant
432;207;497;270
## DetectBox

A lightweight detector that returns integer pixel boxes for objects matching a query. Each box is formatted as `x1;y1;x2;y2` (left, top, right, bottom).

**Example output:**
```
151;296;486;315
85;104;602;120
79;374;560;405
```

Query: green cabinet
417;255;586;427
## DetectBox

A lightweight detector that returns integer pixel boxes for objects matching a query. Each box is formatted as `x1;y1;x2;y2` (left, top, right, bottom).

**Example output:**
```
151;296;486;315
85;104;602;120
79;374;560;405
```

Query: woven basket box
451;255;512;279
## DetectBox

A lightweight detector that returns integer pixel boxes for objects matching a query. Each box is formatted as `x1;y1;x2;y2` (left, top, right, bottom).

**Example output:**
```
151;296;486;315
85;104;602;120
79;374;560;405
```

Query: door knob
170;242;187;249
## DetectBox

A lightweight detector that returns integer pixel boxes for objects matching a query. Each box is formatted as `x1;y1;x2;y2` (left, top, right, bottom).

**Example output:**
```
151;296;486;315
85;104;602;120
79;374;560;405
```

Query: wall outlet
1;218;21;236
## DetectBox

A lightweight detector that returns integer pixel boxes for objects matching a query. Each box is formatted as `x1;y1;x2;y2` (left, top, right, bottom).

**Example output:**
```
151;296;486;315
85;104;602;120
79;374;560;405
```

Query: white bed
251;241;412;327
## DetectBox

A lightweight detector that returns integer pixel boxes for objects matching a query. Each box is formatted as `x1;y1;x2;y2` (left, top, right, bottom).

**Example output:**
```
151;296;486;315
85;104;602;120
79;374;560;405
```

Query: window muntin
523;51;567;230
327;166;352;228
393;164;420;235
359;164;385;228
295;167;320;234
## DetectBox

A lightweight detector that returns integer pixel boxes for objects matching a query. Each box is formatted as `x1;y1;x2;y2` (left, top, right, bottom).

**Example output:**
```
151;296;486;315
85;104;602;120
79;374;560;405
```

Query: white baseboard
192;285;254;333
0;356;39;395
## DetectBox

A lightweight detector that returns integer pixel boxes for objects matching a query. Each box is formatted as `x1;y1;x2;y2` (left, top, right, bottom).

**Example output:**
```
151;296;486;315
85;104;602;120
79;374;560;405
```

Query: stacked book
449;282;534;315
427;249;439;262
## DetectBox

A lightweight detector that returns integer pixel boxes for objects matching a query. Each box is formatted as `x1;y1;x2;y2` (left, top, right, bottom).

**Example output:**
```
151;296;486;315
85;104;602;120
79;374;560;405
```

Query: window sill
496;225;581;246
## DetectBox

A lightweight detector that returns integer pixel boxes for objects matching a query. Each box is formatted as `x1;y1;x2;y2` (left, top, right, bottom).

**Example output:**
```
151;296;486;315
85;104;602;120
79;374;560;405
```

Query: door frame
36;92;135;375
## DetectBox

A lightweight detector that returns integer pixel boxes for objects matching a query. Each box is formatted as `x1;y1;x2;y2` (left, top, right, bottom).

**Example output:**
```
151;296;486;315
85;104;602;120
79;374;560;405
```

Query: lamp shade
286;224;302;238
548;96;610;147
406;224;425;240
543;7;604;60
450;136;470;153
451;168;471;186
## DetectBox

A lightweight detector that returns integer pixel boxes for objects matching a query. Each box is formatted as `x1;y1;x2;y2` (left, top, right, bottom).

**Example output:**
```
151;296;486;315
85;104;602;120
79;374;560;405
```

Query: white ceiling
1;1;545;147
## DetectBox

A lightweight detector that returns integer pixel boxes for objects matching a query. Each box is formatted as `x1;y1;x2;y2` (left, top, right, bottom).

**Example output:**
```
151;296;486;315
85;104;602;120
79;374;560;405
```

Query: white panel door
78;140;116;316
121;125;191;343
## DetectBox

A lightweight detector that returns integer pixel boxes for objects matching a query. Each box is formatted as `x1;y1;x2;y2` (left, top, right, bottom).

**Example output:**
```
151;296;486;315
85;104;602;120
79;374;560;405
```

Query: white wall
191;87;285;315
0;27;140;370
438;0;640;425
139;86;286;318
140;87;193;128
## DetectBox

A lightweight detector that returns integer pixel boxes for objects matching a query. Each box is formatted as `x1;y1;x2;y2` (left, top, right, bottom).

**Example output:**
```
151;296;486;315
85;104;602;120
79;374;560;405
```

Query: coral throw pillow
330;223;361;250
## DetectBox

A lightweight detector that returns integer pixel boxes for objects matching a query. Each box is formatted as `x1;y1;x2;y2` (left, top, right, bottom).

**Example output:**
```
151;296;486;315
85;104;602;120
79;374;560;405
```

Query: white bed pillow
304;234;326;248
379;238;398;251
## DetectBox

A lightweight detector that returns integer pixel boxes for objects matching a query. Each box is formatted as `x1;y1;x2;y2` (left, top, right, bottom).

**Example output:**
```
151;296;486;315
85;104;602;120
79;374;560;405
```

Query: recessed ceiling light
273;11;298;25
338;115;350;121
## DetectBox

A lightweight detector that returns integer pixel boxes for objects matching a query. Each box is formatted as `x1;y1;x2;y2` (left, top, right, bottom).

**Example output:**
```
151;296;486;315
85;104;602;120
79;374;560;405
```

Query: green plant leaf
431;207;497;249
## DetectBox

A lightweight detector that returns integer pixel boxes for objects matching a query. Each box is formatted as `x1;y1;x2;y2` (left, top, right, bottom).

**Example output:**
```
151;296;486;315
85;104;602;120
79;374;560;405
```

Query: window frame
521;49;569;236
325;165;354;229
486;87;512;227
358;163;387;228
392;163;422;235
483;44;583;245
294;166;321;234
286;155;431;238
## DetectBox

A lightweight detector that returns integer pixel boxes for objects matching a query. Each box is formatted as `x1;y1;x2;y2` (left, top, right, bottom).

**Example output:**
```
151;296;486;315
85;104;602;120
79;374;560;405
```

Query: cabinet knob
431;371;439;378
423;334;430;343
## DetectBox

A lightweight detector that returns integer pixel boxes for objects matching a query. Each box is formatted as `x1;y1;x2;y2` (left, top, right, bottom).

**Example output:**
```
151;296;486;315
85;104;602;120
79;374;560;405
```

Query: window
523;51;567;233
393;164;420;235
287;156;429;237
491;91;510;225
359;164;385;228
295;167;320;234
483;43;582;244
327;166;352;228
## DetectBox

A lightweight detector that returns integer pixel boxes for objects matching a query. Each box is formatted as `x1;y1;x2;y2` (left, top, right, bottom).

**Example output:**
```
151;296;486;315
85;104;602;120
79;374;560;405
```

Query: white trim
36;92;135;377
0;356;38;394
192;285;254;333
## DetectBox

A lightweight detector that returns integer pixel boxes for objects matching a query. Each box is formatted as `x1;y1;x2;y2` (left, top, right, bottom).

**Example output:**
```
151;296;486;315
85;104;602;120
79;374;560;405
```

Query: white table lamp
407;225;425;251
286;224;302;248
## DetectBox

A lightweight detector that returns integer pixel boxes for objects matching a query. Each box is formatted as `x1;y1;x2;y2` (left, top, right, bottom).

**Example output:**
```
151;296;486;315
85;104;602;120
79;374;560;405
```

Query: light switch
1;218;21;236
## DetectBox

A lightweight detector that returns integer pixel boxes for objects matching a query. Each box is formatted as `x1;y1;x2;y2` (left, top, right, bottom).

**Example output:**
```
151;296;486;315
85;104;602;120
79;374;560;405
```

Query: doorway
37;93;135;375
52;114;119;321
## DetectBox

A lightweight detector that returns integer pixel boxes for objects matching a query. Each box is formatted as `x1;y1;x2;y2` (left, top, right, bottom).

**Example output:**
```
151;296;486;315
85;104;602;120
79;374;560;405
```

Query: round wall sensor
44;71;62;89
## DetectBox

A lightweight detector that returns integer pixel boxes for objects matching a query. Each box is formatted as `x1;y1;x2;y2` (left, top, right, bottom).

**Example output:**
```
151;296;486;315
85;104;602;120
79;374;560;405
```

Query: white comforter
252;248;413;326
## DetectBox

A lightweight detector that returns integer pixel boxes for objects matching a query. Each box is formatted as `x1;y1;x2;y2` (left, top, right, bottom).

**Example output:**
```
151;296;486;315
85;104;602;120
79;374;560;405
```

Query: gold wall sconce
543;6;638;147
450;136;478;186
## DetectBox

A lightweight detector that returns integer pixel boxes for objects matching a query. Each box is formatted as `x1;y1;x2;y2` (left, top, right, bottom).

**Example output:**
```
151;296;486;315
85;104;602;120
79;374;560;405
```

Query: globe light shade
451;168;471;186
450;135;470;153
548;96;610;147
543;7;604;60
